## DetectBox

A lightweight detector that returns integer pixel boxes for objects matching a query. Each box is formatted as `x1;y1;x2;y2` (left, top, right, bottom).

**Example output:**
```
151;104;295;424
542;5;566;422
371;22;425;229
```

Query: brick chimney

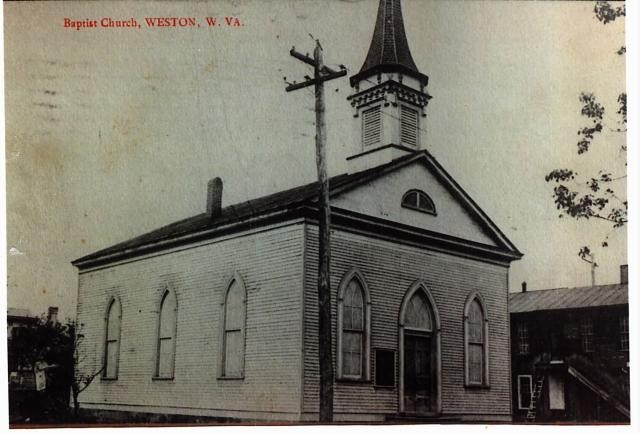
206;177;223;218
521;282;527;293
620;264;628;284
47;306;58;324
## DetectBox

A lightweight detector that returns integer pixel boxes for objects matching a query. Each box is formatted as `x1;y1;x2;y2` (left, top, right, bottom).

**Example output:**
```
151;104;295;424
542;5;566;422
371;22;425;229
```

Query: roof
73;150;522;269
7;308;32;318
351;0;429;86
74;153;417;266
509;283;628;314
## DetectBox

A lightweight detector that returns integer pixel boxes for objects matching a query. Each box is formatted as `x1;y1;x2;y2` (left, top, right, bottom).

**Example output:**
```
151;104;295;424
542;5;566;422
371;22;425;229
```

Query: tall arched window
399;283;441;415
221;277;246;378
464;294;489;387
155;290;177;379
103;298;121;379
337;270;371;380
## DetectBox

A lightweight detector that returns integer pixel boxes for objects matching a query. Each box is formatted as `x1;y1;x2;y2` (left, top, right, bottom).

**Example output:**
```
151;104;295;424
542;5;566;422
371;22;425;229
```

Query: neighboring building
510;267;630;424
8;308;35;343
8;308;37;379
72;0;522;422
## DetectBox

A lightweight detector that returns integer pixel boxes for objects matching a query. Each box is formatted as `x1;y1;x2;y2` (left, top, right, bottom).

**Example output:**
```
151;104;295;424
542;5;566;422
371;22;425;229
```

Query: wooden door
404;334;432;414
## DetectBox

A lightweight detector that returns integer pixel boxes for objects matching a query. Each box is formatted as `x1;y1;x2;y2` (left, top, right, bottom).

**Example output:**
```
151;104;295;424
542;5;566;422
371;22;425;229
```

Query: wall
75;222;305;420
302;225;512;421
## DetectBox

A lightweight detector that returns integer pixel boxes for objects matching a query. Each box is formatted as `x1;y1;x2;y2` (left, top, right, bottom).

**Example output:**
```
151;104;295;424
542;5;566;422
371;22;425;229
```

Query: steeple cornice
347;80;431;109
350;0;428;87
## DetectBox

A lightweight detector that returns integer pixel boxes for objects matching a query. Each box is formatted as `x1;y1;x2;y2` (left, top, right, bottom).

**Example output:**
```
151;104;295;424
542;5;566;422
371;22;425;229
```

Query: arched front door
399;283;441;415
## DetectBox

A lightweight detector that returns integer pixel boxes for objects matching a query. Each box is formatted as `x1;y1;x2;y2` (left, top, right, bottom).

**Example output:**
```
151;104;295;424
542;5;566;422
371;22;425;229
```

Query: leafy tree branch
545;1;626;267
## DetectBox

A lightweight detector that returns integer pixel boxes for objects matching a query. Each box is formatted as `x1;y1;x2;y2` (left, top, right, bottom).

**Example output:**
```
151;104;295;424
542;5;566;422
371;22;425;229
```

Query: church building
73;0;522;422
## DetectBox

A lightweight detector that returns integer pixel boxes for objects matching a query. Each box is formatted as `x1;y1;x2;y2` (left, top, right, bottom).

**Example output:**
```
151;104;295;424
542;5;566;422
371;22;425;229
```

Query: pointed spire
351;0;428;87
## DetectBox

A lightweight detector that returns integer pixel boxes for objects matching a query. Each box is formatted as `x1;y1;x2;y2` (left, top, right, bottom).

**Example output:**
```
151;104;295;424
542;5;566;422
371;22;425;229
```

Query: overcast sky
5;0;626;319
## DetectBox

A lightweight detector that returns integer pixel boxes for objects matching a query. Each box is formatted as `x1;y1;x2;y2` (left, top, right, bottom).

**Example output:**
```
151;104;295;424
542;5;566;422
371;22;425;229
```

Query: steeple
350;0;428;87
347;0;431;172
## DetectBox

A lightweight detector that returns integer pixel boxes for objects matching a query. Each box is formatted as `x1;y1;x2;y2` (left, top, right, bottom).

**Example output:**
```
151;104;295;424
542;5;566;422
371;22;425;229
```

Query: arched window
401;189;436;215
399;282;441;415
103;298;121;379
155;290;177;379
464;294;489;387
221;277;246;378
405;292;433;331
337;270;371;380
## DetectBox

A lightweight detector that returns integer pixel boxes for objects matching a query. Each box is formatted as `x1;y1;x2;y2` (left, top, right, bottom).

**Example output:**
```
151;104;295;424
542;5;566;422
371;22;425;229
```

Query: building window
221;277;246;378
518;322;530;355
400;105;419;147
580;317;594;353
620;315;629;351
401;189;436;215
374;349;395;387
362;105;381;147
103;298;121;379
337;270;371;380
464;294;489;387
155;290;177;379
517;375;533;410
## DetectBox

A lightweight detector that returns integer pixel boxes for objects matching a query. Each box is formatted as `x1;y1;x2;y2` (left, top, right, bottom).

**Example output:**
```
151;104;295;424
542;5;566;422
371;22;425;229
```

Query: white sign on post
34;362;47;392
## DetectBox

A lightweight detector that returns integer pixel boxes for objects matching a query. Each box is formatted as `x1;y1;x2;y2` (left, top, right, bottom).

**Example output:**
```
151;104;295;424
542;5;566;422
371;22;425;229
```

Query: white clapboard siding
302;225;511;419
76;223;305;420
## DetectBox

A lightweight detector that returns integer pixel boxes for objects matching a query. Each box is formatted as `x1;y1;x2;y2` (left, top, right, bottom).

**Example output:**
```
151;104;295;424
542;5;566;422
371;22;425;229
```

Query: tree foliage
8;316;103;422
594;1;625;24
545;1;626;265
8;316;75;421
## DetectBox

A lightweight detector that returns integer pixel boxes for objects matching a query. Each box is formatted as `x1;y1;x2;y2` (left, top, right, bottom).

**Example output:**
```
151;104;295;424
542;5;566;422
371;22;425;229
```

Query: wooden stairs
525;364;548;423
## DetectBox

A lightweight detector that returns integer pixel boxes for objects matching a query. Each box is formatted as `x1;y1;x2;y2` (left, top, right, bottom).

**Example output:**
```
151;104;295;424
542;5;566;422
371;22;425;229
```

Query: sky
4;0;627;320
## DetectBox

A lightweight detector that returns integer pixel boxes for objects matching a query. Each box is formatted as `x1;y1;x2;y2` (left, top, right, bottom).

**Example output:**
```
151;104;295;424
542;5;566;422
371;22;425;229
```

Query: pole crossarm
285;69;347;92
289;47;346;77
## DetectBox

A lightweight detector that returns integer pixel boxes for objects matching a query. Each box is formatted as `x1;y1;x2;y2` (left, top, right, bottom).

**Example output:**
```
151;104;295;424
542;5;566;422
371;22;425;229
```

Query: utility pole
285;41;346;423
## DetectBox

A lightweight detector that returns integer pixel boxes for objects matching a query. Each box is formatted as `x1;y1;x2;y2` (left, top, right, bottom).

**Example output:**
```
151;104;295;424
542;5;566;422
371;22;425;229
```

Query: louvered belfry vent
400;105;419;147
347;0;432;170
363;106;382;147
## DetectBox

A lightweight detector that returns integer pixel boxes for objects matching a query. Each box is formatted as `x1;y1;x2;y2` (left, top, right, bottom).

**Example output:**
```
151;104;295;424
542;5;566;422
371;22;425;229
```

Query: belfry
348;0;432;171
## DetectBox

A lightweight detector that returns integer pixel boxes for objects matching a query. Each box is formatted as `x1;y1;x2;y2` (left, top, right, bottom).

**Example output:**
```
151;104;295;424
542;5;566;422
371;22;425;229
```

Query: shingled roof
73;153;418;266
509;283;628;314
350;0;429;86
73;150;522;269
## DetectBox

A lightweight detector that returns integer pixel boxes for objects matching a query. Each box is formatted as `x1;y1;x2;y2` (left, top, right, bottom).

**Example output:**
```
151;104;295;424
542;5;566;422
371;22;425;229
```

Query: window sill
100;376;118;381
337;377;370;384
152;376;174;381
373;384;395;389
217;376;244;381
464;383;490;389
401;204;436;216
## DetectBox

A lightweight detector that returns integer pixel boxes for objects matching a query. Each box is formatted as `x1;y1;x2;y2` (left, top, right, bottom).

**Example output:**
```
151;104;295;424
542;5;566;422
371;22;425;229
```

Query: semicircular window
401;190;436;215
